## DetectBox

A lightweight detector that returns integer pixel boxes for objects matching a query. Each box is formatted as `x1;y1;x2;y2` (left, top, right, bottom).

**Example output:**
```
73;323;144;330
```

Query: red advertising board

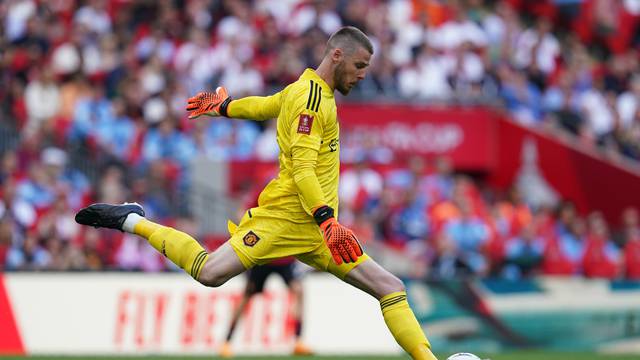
337;104;498;171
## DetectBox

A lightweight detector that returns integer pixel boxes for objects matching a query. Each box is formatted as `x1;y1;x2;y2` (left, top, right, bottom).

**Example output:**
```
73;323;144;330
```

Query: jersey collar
300;68;333;96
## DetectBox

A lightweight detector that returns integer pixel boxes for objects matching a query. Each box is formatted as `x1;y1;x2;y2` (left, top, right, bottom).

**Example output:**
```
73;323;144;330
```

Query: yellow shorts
227;207;369;279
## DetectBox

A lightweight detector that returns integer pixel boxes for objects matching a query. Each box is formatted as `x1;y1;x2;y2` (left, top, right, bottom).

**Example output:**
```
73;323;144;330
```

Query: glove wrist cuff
313;205;334;226
219;97;232;117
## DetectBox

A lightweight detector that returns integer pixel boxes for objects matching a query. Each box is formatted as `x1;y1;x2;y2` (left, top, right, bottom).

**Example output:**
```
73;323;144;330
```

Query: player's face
334;46;371;95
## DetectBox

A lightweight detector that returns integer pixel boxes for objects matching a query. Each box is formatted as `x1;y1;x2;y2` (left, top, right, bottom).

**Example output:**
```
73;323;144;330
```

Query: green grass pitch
1;353;639;360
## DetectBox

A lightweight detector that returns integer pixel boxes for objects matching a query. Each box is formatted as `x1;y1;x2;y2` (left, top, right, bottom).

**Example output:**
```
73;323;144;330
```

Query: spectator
502;223;545;279
142;118;196;166
582;212;621;278
617;207;640;279
513;17;560;80
540;217;585;276
74;0;112;36
430;229;475;279
6;233;50;271
24;67;60;137
498;63;543;124
443;200;490;275
423;156;455;204
616;74;640;130
387;184;430;248
339;159;384;212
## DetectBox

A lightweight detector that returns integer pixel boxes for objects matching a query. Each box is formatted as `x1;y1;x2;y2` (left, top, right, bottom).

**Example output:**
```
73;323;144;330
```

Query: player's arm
287;91;362;265
186;87;282;121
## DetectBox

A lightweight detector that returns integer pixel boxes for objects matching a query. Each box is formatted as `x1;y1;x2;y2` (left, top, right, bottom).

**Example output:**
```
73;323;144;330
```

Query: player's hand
314;206;363;265
186;86;231;119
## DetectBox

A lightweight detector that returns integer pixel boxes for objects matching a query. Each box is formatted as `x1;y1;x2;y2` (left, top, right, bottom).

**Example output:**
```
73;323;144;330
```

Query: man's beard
334;62;350;95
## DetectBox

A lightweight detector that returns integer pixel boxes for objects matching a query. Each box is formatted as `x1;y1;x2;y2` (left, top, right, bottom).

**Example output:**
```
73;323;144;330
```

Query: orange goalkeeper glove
186;86;232;119
313;205;363;265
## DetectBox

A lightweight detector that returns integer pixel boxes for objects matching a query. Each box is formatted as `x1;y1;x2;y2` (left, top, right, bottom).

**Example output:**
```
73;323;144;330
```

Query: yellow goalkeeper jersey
228;69;339;221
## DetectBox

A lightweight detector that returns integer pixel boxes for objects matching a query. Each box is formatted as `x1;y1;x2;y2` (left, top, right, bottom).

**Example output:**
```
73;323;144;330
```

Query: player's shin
380;291;437;360
124;214;209;280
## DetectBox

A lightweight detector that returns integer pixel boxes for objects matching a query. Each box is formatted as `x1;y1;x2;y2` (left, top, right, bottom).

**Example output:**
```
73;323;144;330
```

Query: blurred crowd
1;0;640;279
335;156;640;280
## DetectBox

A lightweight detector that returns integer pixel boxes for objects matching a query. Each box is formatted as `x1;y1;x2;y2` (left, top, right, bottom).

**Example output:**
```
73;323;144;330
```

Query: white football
447;353;483;360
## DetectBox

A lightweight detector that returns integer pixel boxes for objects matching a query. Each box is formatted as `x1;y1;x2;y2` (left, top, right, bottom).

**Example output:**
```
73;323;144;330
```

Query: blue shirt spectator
444;203;489;273
142;120;196;166
503;226;545;279
68;87;114;143
201;119;260;160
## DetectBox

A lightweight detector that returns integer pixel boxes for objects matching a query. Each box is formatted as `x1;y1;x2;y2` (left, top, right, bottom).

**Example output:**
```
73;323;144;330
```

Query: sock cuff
380;291;408;310
122;213;144;233
190;251;209;279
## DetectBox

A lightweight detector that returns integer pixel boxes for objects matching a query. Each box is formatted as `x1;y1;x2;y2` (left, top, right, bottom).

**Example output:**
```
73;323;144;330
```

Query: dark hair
326;26;373;55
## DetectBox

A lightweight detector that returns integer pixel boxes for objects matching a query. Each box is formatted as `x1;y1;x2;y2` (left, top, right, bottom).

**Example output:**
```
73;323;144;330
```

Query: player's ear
331;48;343;63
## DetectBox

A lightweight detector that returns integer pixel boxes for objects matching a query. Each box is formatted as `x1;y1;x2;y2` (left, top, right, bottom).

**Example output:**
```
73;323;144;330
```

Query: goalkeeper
75;26;437;360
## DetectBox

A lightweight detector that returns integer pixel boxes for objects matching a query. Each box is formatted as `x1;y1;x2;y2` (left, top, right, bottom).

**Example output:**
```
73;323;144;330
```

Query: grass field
1;353;639;360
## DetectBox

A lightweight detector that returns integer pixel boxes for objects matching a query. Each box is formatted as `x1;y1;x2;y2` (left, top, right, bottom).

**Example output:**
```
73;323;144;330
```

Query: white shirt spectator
389;22;424;67
397;66;421;98
624;0;640;14
483;12;506;46
136;32;176;64
288;3;342;36
581;90;615;136
174;31;218;93
24;73;61;136
255;0;299;23
81;43;103;76
217;15;256;45
513;29;560;74
74;0;112;35
616;75;640;129
220;62;264;98
443;51;485;84
140;58;167;96
339;166;384;208
428;19;488;50
254;121;279;161
5;0;36;41
51;42;81;75
398;51;453;100
617;92;638;130
416;50;454;100
142;97;168;125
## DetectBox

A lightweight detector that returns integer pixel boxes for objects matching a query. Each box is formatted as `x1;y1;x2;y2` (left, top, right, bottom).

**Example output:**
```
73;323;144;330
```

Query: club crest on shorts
243;231;260;247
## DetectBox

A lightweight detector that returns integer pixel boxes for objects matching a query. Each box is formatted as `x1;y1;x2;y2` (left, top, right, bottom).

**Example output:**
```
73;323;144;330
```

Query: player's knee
379;273;405;297
388;275;405;293
198;271;230;288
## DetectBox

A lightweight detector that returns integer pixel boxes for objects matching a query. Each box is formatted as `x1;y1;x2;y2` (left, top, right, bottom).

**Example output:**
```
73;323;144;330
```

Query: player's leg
343;259;437;360
198;242;246;287
278;263;312;355
289;280;304;340
75;203;245;286
220;268;264;358
297;243;436;360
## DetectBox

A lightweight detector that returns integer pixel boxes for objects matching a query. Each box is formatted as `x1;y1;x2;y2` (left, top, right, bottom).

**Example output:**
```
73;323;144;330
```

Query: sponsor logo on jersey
329;138;339;152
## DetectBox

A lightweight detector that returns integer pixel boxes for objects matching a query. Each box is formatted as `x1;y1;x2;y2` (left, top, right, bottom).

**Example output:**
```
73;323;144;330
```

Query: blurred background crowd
1;0;640;279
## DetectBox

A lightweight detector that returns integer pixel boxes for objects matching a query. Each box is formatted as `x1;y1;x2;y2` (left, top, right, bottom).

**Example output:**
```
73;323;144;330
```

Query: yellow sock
134;219;209;280
380;291;436;360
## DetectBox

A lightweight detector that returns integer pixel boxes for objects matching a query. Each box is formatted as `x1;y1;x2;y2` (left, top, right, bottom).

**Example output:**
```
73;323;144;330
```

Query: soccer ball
447;353;483;360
